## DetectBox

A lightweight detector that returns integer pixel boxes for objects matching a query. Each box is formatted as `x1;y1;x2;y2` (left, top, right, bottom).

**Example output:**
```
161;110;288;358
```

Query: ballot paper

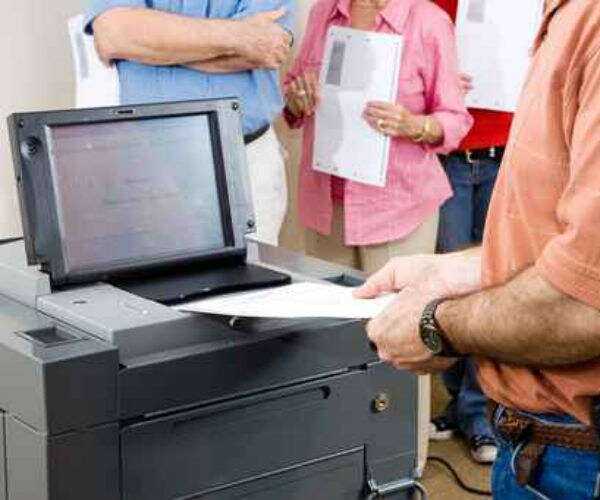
174;282;396;319
314;27;403;187
456;0;543;112
68;15;120;108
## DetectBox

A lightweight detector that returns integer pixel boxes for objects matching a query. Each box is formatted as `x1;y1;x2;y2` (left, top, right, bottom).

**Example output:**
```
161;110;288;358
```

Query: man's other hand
353;250;482;301
237;9;292;69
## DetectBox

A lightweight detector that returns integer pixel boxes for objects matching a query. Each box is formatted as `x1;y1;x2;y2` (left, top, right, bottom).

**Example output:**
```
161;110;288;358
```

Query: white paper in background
68;15;120;108
456;0;543;113
314;27;403;187
174;282;396;319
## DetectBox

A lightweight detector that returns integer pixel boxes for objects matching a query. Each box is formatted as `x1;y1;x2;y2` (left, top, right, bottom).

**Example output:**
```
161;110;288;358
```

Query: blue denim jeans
437;154;501;440
492;406;600;499
437;154;500;252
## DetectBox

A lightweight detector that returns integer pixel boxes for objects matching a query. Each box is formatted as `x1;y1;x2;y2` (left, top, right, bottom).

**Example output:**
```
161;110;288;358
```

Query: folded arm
92;7;291;69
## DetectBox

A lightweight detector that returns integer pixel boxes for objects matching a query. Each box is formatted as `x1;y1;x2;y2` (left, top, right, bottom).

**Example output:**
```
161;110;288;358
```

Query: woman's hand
285;72;321;118
459;72;474;95
363;101;422;139
363;101;444;144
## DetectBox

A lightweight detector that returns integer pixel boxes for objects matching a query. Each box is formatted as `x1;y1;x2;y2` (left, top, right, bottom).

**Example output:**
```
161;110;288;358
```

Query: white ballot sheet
456;0;543;112
68;15;120;108
174;282;396;319
314;27;403;187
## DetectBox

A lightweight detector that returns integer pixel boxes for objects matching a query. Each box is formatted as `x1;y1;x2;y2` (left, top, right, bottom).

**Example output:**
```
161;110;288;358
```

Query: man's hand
367;287;458;374
354;249;483;300
354;250;481;373
235;9;292;69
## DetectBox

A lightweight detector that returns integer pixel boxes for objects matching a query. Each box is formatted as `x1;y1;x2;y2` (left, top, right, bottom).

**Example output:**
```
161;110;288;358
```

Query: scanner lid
8;99;255;286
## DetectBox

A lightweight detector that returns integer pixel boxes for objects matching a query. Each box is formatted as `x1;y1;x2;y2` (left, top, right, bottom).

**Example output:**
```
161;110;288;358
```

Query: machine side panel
6;417;120;500
48;423;120;500
6;417;49;500
0;293;119;434
44;350;119;435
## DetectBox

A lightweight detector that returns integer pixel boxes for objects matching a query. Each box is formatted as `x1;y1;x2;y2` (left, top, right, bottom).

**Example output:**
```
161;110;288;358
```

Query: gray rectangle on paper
467;0;486;23
326;41;346;86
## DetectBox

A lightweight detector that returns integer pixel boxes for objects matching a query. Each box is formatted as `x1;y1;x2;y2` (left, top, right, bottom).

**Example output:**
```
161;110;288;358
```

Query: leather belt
497;408;599;452
244;124;270;145
448;146;505;164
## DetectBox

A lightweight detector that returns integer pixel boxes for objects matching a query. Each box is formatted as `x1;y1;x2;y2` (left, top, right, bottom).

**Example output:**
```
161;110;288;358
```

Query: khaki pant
306;204;438;476
245;128;288;246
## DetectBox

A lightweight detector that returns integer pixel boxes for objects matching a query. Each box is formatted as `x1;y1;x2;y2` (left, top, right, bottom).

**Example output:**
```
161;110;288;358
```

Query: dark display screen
48;115;225;272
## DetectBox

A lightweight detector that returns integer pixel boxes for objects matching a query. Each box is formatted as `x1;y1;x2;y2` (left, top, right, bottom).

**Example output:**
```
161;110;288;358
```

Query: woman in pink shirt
283;0;472;274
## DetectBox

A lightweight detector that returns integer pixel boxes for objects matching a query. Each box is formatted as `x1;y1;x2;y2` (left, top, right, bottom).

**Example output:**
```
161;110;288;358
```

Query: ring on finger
377;118;387;131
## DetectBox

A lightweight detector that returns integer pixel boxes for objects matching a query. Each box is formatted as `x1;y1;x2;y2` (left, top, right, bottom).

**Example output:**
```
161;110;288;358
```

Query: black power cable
427;456;492;497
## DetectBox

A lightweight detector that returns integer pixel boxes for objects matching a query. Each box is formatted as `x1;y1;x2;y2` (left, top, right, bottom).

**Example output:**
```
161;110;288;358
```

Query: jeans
492;406;600;499
437;154;501;440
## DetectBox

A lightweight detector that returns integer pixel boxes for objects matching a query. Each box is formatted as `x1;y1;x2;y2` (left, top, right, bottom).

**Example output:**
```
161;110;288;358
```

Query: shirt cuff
537;239;600;310
427;111;474;155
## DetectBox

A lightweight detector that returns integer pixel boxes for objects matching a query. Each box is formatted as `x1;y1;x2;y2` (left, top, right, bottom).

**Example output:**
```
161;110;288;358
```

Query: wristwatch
419;298;459;357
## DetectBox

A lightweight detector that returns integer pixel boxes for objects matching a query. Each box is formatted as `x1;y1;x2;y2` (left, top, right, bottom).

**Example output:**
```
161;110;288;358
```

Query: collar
328;0;420;34
379;0;420;33
534;0;569;50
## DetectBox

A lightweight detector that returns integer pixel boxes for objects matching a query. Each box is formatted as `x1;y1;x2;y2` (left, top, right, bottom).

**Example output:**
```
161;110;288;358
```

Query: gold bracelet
414;115;431;143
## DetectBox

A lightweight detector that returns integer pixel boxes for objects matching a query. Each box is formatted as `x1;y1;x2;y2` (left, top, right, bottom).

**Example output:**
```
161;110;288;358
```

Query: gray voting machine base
0;241;418;500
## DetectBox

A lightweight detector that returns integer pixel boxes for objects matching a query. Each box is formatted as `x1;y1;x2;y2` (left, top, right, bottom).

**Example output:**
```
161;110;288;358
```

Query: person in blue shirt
85;0;296;245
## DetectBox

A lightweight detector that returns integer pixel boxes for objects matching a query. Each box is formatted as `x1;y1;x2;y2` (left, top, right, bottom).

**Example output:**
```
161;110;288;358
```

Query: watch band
420;297;460;357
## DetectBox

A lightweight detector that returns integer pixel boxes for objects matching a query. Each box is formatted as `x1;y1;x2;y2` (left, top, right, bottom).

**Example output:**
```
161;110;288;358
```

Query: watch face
422;326;443;354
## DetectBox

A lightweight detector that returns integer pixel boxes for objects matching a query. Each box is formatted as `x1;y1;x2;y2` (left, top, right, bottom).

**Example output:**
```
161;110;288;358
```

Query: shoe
429;416;457;441
470;435;498;464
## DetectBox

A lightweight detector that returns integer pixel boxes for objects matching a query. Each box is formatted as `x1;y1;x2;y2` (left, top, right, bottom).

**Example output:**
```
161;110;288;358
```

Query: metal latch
366;478;416;498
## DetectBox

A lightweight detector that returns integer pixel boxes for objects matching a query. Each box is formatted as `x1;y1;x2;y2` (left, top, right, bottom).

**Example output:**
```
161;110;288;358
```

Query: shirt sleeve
536;46;600;310
233;0;297;35
421;13;473;154
83;0;146;35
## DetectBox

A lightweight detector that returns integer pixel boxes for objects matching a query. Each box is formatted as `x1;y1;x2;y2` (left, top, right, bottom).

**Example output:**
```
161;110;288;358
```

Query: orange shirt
478;0;600;423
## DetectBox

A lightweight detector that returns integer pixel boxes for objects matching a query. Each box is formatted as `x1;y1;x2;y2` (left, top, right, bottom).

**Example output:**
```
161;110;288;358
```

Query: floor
420;376;493;499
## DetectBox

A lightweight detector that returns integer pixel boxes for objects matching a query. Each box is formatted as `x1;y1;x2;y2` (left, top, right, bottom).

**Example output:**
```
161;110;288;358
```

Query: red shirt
433;0;513;150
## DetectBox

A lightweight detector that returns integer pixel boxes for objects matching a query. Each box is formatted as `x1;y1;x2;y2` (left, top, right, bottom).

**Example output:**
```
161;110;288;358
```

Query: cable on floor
427;456;492;497
413;480;429;500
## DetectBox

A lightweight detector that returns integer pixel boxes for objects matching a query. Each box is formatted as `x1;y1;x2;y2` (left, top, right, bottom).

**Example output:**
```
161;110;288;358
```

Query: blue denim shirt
84;0;295;134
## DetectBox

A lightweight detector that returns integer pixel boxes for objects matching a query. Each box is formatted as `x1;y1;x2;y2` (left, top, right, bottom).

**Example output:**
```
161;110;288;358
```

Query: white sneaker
429;416;457;441
470;436;498;464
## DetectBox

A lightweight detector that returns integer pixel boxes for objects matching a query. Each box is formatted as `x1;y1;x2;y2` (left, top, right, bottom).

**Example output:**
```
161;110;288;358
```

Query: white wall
0;0;81;238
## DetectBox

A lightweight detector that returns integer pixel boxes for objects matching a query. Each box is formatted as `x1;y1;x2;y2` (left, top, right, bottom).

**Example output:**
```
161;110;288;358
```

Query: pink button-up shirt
283;0;473;246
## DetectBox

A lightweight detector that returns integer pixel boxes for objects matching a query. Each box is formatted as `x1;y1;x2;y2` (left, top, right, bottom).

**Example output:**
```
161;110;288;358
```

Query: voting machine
0;99;418;499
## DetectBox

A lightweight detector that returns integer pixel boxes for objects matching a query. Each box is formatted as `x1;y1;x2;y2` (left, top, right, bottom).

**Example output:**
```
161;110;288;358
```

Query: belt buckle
465;150;475;164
